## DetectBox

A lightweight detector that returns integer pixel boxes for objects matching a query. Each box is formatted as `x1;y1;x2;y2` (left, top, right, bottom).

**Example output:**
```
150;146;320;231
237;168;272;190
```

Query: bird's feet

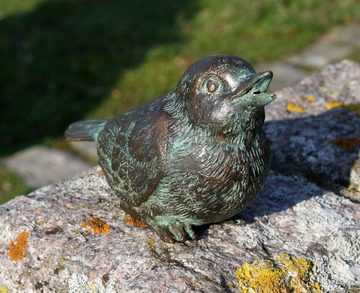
152;220;196;242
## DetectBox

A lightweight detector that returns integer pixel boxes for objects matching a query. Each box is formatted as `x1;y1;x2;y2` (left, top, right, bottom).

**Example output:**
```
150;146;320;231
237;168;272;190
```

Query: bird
65;55;276;242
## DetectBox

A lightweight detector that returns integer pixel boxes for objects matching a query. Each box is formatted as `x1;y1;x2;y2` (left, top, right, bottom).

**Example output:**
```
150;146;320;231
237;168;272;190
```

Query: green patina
66;55;275;242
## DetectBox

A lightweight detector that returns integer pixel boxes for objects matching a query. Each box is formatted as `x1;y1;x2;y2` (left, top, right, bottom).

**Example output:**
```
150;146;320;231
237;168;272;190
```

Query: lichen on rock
82;217;110;234
0;61;359;292
235;253;322;293
124;213;148;228
8;231;28;261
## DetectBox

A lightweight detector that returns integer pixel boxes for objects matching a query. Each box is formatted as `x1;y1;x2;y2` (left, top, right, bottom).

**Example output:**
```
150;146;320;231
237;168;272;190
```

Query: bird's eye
206;79;219;93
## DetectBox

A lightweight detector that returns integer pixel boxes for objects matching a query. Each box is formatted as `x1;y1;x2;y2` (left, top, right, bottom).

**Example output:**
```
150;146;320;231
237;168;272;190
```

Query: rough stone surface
2;146;92;188
288;42;353;69
256;61;307;91
69;141;99;163
255;24;360;91
288;24;360;69
331;24;360;47
265;60;360;200
0;168;359;292
1;61;360;292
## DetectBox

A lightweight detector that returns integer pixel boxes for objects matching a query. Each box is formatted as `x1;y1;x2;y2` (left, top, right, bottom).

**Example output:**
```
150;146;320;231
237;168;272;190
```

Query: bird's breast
166;133;269;192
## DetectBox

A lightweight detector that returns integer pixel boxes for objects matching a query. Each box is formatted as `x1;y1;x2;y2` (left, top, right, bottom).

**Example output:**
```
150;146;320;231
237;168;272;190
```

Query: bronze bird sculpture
65;55;276;242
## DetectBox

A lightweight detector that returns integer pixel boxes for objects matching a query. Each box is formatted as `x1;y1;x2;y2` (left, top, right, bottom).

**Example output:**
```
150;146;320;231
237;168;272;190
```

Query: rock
266;60;360;201
0;168;359;292
288;42;353;69
330;23;360;47
2;146;92;188
1;61;360;292
69;141;99;163
255;24;360;92
287;24;360;69
256;61;307;91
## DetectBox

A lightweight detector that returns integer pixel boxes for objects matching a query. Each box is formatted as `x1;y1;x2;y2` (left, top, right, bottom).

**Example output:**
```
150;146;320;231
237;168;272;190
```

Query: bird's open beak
232;71;276;106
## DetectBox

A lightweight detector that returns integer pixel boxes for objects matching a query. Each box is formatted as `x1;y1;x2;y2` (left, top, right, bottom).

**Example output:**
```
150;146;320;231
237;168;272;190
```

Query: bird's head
176;55;276;134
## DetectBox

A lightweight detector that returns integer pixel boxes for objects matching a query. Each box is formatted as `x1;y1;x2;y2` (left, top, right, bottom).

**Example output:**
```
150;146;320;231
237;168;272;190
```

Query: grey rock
287;24;360;69
256;61;307;91
288;42;353;69
0;168;359;292
1;60;360;292
69;141;99;162
266;60;360;200
2;146;92;188
325;23;360;47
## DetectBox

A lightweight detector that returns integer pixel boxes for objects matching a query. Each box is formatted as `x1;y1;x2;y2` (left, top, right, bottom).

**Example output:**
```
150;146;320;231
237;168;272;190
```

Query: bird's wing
98;106;169;207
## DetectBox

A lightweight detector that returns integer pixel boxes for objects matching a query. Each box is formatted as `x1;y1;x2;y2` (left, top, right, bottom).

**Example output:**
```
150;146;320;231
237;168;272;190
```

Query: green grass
0;0;43;17
0;165;32;204
0;0;358;201
0;0;359;155
90;0;360;119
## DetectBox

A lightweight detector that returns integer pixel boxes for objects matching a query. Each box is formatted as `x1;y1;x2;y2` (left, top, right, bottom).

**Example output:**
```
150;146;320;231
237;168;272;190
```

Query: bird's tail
65;120;108;142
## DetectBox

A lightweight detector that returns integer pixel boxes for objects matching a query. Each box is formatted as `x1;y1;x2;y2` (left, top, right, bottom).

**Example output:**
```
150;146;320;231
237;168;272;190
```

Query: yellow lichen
235;253;322;293
8;231;29;261
286;103;304;113
82;217;110;234
201;274;214;281
311;282;323;292
147;241;161;259
325;101;343;110
147;238;155;244
192;282;201;288
88;284;98;292
124;213;148;228
305;95;316;102
323;102;360;115
0;286;8;293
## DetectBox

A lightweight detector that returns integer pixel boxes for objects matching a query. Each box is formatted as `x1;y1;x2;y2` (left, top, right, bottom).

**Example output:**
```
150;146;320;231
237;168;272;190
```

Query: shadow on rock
0;0;198;155
241;107;359;222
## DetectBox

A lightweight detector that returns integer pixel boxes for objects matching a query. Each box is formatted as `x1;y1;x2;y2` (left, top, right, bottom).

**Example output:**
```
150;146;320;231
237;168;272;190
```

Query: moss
8;231;29;261
286;103;304;113
235;253;322;293
82;217;110;234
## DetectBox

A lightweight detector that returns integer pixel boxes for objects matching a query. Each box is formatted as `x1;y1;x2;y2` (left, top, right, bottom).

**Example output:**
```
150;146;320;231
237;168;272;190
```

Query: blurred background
0;0;359;204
